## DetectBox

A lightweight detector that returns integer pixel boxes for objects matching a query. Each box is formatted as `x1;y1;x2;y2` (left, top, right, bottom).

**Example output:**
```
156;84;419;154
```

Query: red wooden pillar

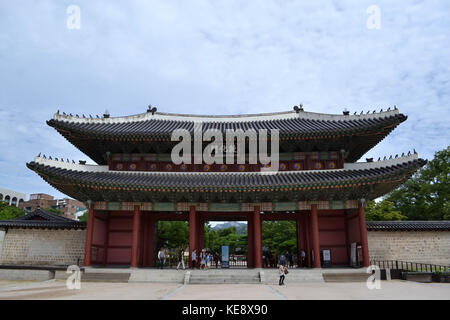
247;213;254;268
304;213;311;267
358;201;370;267
131;205;141;268
146;217;156;267
142;215;156;267
84;205;95;266
310;204;321;268
189;206;197;267
253;206;262;268
344;211;350;264
296;216;302;267
197;217;204;251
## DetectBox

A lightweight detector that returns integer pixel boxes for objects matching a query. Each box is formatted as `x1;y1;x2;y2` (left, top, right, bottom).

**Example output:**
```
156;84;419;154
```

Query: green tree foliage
0;202;25;220
156;221;189;251
387;147;449;220
262;221;297;255
204;224;248;255
365;200;407;221
44;207;64;216
79;211;88;222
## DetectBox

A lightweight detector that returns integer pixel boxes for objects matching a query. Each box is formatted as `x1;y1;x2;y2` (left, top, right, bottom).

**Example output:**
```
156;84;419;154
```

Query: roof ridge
52;108;402;124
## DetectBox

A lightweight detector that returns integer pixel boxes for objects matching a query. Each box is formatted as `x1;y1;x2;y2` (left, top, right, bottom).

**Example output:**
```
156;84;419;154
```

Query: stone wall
368;230;450;266
0;228;86;266
0;228;449;267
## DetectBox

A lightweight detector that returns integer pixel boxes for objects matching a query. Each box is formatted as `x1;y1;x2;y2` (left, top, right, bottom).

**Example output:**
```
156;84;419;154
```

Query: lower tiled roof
0;209;86;229
25;155;426;203
366;221;450;231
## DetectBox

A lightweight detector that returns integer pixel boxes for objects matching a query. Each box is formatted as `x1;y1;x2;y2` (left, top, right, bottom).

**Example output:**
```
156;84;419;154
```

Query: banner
221;245;229;268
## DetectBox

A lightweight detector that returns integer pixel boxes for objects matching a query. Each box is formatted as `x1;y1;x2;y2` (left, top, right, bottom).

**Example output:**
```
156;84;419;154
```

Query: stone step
322;273;369;282
189;278;261;284
80;272;131;282
190;274;260;278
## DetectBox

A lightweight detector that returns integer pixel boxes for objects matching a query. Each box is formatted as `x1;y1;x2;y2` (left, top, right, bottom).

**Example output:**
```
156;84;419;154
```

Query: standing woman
177;248;185;270
279;263;287;286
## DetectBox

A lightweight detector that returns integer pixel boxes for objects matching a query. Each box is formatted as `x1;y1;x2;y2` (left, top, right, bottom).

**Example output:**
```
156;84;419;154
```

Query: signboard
221;245;229;268
350;242;357;267
323;249;331;262
322;249;332;268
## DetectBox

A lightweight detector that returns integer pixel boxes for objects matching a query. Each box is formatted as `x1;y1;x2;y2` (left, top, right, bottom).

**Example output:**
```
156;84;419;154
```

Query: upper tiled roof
47;108;407;164
0;208;86;229
48;109;406;137
367;220;450;231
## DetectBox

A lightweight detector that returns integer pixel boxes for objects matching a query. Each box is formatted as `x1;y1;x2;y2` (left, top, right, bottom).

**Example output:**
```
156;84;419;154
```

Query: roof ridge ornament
103;110;110;118
293;104;304;113
147;104;157;115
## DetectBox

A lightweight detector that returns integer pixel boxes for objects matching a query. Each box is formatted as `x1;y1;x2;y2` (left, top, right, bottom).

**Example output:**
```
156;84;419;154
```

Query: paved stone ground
0;280;448;300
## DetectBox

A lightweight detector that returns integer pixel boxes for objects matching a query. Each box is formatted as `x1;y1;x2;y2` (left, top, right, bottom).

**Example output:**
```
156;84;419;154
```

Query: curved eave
26;155;426;202
47;109;407;165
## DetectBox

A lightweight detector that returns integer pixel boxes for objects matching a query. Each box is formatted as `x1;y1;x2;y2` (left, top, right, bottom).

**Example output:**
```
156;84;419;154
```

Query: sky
0;0;449;201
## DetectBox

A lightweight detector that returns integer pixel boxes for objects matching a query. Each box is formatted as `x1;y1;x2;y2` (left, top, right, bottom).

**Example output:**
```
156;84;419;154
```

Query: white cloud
0;0;449;197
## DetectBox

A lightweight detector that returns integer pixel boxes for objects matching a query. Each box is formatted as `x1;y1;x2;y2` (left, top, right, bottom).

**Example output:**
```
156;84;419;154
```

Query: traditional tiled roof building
27;107;425;268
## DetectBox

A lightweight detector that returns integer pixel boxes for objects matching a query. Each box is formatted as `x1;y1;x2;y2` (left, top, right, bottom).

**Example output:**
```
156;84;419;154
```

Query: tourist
288;252;294;268
191;249;197;269
279;253;287;266
214;252;220;268
200;249;206;270
300;250;306;268
279;263;286;286
158;247;166;269
177;248;185;270
206;252;212;269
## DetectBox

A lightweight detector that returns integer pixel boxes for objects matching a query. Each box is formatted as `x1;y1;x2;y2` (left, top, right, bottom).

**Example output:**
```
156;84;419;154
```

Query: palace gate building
27;107;425;268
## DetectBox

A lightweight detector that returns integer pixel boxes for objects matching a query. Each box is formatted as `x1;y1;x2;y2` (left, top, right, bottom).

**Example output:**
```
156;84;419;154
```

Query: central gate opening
204;221;248;268
262;220;298;268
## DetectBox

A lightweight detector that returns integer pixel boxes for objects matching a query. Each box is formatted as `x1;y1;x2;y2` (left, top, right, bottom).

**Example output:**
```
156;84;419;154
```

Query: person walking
279;264;288;286
177;248;185;270
279;253;287;266
200;249;206;270
214;252;220;268
191;249;197;269
158;247;166;269
300;250;306;268
288;252;294;268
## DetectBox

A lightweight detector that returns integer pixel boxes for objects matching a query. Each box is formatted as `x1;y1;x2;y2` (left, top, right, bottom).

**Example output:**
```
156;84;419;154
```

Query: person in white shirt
158;247;166;269
191;249;197;269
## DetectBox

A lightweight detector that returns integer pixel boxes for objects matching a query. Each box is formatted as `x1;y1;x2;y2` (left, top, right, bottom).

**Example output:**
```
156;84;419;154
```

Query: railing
370;260;450;273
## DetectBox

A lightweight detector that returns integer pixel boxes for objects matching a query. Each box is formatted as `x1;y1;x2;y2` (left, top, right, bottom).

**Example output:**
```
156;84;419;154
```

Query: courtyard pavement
0;280;448;300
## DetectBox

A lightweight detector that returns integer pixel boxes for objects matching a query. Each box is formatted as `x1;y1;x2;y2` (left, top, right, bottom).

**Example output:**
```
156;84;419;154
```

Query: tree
79;211;88;222
204;225;248;255
365;200;407;221
156;221;189;251
0;202;25;220
387;147;449;220
44;207;64;216
262;221;297;255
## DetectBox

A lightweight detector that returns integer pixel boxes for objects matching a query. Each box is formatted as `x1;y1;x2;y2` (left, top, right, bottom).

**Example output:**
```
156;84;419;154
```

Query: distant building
19;194;86;220
56;198;87;220
0;187;26;207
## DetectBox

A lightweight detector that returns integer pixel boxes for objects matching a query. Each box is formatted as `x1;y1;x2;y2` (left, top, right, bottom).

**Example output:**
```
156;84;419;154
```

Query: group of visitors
157;247;169;269
263;251;296;268
191;249;220;269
